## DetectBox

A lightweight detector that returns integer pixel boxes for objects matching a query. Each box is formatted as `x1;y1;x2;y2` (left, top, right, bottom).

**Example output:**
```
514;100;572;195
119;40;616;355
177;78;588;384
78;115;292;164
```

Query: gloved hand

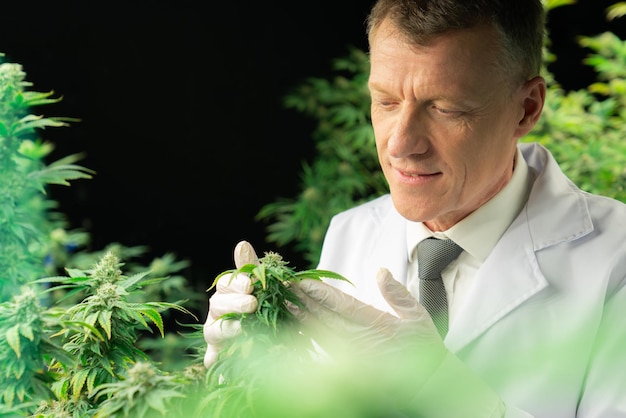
203;241;259;368
290;267;446;372
291;268;506;418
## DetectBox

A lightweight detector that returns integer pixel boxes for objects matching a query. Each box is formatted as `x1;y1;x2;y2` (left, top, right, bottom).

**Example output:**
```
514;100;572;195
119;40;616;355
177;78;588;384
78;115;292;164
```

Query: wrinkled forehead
369;20;503;74
368;21;513;101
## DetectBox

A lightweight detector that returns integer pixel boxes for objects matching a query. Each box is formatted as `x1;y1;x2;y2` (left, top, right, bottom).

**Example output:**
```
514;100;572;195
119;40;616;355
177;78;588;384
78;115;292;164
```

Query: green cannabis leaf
201;249;351;417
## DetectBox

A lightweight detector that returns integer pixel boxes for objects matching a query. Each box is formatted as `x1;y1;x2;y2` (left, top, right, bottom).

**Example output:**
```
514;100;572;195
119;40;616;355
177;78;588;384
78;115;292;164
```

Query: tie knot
417;238;463;281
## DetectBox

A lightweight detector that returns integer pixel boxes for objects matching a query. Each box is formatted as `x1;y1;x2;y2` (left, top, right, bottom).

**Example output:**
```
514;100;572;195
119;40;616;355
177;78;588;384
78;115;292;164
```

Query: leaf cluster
0;58;93;303
1;53;209;417
256;47;386;266
0;251;197;418
201;251;350;417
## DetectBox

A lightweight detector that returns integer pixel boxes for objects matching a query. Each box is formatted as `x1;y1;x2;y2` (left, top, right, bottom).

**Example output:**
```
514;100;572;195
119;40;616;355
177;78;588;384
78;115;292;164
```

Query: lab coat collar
373;202;410;288
445;142;594;352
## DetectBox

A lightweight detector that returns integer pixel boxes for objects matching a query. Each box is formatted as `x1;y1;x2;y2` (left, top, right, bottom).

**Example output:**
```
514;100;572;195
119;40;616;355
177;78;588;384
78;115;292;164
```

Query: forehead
368;20;504;91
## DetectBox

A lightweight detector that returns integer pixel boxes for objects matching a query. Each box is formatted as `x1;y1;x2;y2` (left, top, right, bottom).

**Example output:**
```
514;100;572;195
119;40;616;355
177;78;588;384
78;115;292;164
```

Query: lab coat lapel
366;204;409;312
376;206;409;285
445;143;594;353
445;213;548;352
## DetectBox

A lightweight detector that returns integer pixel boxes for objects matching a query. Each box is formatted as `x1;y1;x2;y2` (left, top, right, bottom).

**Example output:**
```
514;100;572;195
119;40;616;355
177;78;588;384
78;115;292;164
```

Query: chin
391;195;434;223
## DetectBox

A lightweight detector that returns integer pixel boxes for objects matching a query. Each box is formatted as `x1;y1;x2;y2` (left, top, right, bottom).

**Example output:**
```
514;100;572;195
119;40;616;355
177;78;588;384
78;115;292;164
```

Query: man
204;1;626;416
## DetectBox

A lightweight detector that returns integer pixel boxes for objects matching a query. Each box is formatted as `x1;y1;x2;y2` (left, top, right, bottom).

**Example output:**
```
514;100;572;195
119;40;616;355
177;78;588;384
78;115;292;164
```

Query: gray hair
366;0;546;84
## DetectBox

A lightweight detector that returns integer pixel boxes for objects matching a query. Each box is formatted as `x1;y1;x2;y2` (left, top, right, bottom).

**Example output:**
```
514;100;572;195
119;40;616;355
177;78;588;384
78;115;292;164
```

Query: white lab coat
317;142;626;417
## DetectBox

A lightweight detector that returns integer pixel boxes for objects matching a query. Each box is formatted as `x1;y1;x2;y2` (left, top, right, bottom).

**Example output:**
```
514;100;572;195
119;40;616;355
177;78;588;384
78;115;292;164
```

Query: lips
394;167;442;184
400;170;438;177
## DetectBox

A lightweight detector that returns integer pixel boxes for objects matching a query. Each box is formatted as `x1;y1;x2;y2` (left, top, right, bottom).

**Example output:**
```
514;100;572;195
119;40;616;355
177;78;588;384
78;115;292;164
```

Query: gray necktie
417;238;463;338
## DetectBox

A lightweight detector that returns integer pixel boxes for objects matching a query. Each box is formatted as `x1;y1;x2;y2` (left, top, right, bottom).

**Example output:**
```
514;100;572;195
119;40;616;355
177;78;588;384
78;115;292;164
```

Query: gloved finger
209;293;258;318
216;272;255;295
204;316;243;344
234;240;259;269
287;288;376;355
290;282;408;357
377;268;427;321
204;343;220;368
377;268;444;343
295;279;401;331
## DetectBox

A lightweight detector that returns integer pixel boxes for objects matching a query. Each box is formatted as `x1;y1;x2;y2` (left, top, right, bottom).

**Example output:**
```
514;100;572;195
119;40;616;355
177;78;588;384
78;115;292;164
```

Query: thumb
376;268;428;321
234;240;259;269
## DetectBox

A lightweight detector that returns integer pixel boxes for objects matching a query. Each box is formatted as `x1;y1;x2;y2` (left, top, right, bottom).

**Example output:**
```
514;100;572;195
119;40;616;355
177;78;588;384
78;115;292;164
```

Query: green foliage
0;53;205;417
198;251;350;417
524;30;626;202
0;286;70;410
1;49;360;417
256;47;385;267
0;249;351;418
0;58;93;303
257;4;626;267
2;2;626;416
37;251;194;403
211;251;348;336
0;251;197;417
92;362;186;418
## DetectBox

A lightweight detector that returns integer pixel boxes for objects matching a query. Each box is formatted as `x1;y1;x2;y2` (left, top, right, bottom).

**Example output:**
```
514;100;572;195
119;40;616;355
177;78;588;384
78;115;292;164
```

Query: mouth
400;170;438;177
395;168;442;184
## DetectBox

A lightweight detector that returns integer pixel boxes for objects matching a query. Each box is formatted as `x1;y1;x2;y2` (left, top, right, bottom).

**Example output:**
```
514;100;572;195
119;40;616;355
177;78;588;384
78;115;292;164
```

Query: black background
1;1;624;308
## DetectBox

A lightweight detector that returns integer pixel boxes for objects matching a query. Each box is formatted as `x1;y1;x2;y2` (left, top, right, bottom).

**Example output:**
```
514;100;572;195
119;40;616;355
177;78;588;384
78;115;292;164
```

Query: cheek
453;135;515;202
444;131;493;190
373;124;389;158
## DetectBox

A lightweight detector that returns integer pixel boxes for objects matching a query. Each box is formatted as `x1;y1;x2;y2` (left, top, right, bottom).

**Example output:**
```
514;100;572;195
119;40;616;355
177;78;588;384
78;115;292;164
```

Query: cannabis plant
0;52;203;417
0;54;93;303
257;1;626;266
0;286;73;413
200;246;349;417
27;251;193;417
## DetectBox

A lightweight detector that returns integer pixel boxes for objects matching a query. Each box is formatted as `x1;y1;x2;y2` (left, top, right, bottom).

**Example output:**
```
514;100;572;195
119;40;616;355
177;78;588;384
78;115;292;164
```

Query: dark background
1;1;624;309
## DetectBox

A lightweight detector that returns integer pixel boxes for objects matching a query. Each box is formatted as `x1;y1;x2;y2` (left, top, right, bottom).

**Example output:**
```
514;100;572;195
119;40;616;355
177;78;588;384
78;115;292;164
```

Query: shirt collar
407;146;532;262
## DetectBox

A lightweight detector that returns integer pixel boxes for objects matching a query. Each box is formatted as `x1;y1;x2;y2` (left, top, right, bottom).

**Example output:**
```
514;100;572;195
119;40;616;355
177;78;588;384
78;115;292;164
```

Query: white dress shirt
406;147;535;321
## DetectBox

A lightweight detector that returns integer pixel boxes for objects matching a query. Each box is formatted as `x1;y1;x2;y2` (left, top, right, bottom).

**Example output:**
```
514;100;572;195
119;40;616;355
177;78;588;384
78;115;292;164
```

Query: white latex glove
291;268;506;418
203;241;259;368
291;267;445;370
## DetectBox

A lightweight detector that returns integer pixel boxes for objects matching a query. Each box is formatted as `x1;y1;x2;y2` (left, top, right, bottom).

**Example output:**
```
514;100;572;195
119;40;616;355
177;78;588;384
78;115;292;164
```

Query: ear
514;76;546;138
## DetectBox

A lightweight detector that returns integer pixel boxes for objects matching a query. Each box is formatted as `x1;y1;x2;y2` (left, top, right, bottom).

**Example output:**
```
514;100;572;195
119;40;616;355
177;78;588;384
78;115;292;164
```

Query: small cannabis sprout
92;362;186;418
0;285;70;410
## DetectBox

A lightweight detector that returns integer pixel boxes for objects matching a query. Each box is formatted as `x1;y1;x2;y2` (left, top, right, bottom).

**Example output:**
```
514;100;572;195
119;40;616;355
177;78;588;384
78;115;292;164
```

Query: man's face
368;20;541;231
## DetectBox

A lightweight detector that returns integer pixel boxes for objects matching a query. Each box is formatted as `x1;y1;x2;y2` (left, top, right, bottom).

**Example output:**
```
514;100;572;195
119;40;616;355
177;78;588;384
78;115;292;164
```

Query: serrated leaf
12;114;67;136
252;265;267;290
66;268;90;278
85;312;99;327
29;164;94;186
6;325;21;358
120;271;150;291
294;269;353;284
63;320;105;341
87;368;99;395
14;359;26;380
138;307;164;337
72;368;90;400
3;385;16;407
22;90;61;106
18;323;35;342
98;310;113;339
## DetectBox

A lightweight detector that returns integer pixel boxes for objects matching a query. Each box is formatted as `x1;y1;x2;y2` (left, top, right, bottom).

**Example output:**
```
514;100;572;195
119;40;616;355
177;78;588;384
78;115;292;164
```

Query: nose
388;106;430;158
